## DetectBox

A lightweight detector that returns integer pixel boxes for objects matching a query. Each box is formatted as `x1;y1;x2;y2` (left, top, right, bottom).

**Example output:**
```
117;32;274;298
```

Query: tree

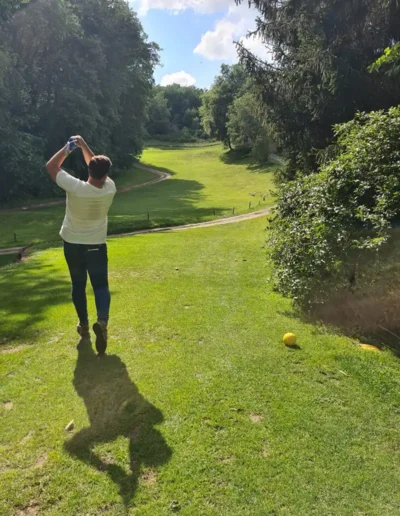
146;90;172;136
0;0;46;199
236;0;400;177
0;0;31;20
0;0;159;202
227;91;270;161
147;84;204;139
370;42;400;78
161;84;203;134
200;64;247;148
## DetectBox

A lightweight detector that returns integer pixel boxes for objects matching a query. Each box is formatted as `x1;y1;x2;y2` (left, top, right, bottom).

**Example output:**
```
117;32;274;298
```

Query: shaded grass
0;166;155;211
0;145;275;249
0;249;69;341
301;229;400;354
219;149;285;173
145;140;220;149
111;167;156;189
0;254;18;268
0;166;156;249
1;219;400;515
64;339;172;507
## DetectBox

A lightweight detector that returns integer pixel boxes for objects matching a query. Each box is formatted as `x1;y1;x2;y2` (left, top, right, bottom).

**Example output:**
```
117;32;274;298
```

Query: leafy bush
269;106;400;303
369;42;400;78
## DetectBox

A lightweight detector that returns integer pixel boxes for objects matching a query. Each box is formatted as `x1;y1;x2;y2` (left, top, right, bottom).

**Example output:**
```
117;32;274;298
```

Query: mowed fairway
0;145;275;249
1;219;400;515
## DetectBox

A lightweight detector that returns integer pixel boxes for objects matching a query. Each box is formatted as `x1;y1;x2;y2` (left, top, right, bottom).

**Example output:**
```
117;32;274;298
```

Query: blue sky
129;1;267;89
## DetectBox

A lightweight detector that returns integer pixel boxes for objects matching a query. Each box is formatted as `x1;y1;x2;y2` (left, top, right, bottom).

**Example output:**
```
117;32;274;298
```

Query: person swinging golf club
46;137;116;355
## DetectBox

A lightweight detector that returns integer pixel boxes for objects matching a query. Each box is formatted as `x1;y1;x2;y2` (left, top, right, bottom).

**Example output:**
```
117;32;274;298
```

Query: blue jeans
63;241;110;325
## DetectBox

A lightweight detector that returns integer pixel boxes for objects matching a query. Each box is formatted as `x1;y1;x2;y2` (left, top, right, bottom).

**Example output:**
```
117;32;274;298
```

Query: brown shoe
77;323;90;339
93;321;108;355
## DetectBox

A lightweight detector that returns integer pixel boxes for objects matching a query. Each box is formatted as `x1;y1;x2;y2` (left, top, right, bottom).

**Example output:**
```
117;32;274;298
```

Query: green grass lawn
112;167;156;189
0;167;155;211
0;166;156;249
1;218;400;515
0;145;275;249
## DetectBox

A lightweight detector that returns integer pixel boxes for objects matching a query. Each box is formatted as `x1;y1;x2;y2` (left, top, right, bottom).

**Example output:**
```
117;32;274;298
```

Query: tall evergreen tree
237;0;400;175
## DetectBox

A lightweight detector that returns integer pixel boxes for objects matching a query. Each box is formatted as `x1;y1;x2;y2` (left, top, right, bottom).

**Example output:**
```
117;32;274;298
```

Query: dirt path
0;247;25;256
111;207;273;240
117;164;170;192
2;164;171;213
0;165;272;257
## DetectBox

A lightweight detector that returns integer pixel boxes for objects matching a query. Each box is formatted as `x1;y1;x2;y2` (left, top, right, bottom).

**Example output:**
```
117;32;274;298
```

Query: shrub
269;106;400;304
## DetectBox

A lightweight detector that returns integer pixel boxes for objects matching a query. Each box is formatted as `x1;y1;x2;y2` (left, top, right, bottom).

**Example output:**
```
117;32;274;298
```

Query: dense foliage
269;107;400;303
0;0;158;203
146;89;172;137
200;64;248;149
370;42;400;78
237;0;400;177
199;64;272;158
227;91;271;162
146;85;204;141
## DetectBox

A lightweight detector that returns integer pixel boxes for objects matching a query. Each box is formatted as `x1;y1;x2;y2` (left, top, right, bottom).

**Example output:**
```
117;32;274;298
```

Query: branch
235;41;282;71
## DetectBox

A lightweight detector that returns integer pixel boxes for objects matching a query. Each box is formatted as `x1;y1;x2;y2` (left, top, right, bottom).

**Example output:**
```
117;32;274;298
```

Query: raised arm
46;136;95;182
46;143;70;182
73;136;95;166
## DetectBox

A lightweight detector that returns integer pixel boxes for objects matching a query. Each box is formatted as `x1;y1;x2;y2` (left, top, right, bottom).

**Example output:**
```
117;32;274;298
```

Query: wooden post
232;207;235;215
147;213;150;221
249;201;252;209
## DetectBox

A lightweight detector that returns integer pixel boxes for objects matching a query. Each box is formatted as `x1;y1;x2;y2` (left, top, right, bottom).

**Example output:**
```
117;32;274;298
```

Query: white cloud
129;0;272;64
160;71;196;86
239;34;272;62
194;3;270;63
194;19;238;61
132;0;232;16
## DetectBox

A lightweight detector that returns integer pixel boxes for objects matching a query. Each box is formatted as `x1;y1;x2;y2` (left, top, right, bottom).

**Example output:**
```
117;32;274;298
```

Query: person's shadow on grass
64;338;172;506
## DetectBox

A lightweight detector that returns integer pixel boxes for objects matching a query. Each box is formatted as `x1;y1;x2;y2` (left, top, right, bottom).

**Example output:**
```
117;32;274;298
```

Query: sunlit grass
0;145;275;249
1;219;400;514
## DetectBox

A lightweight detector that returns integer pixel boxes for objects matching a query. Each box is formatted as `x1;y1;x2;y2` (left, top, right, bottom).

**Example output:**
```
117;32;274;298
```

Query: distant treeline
147;66;272;163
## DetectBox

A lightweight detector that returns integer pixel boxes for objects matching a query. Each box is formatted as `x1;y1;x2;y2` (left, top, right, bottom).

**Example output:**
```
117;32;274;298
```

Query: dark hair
88;155;112;180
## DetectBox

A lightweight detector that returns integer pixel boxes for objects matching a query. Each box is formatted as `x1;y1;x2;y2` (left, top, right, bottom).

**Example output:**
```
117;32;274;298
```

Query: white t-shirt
56;169;116;245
